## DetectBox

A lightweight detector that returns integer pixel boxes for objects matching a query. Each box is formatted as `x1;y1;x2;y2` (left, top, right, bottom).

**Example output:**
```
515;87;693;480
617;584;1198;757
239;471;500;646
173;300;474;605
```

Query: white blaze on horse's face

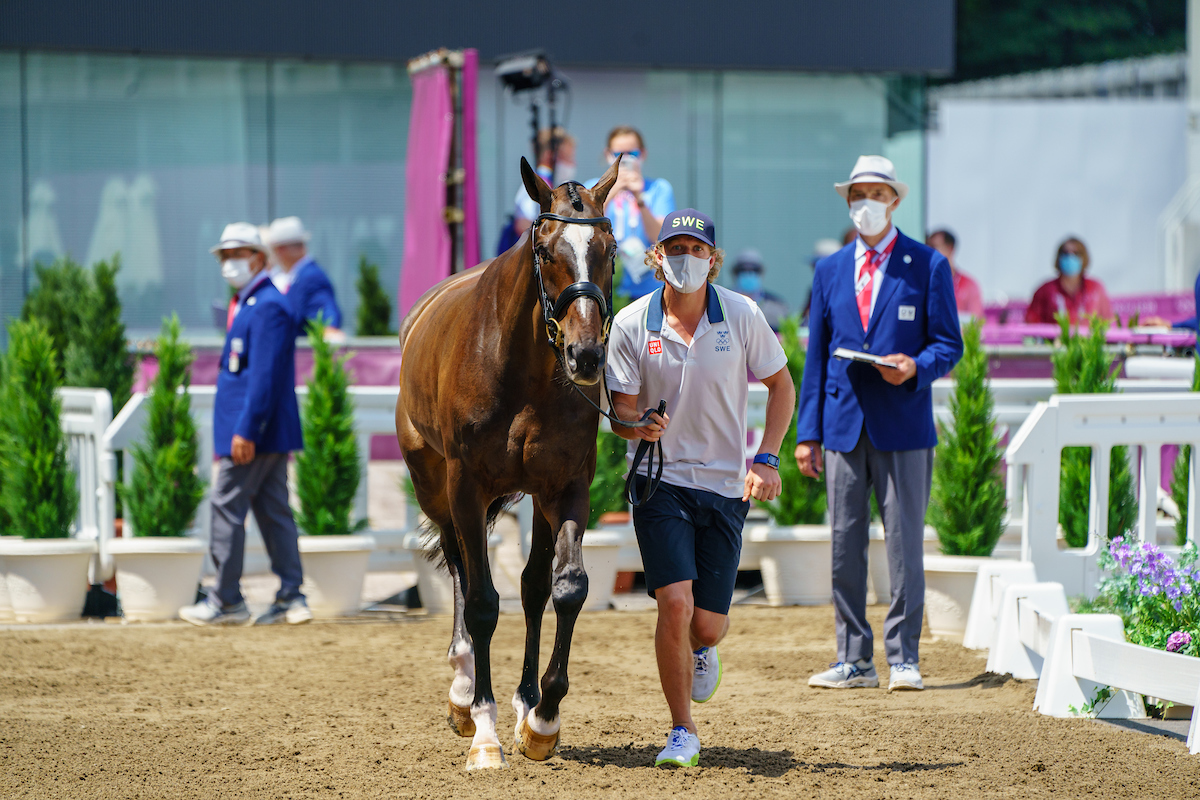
560;224;595;283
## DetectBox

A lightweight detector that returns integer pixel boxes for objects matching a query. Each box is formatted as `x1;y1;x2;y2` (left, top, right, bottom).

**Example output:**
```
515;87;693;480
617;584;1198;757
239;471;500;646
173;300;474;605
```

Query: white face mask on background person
848;198;892;237
554;162;577;184
662;253;711;294
221;258;253;289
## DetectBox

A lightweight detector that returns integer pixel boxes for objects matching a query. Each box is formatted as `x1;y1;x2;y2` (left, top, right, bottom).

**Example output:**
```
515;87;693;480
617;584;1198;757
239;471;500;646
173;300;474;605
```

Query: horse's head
521;155;621;386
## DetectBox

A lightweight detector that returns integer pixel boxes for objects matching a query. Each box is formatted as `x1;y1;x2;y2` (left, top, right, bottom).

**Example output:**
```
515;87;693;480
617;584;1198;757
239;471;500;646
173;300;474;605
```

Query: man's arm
610;391;667;442
233;302;294;461
744;366;794;502
880;253;963;390
795;266;828;477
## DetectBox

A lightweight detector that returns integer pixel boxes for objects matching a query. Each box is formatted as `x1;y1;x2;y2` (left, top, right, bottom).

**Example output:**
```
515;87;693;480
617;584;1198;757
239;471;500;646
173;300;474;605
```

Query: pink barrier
461;49;480;269
981;323;1195;349
984;291;1196;328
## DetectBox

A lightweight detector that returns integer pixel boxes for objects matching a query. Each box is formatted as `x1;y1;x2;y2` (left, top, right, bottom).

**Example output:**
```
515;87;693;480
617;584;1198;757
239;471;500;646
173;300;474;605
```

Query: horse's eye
535;244;551;260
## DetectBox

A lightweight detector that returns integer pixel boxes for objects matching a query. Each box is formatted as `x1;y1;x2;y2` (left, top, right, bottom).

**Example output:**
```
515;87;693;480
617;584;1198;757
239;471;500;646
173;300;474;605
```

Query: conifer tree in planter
1051;314;1136;546
21;257;88;373
64;256;135;412
588;431;628;529
294;318;374;618
110;314;208;621
1170;351;1200;546
355;256;395;336
0;319;93;622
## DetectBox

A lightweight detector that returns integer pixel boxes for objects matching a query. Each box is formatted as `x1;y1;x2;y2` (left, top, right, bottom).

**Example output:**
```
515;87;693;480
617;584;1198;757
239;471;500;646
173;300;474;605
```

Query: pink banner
398;64;454;319
461;49;481;269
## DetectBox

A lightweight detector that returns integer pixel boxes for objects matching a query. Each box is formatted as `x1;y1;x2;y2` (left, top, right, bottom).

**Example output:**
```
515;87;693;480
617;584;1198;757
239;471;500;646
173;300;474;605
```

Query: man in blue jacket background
796;156;963;692
263;216;344;338
180;222;310;627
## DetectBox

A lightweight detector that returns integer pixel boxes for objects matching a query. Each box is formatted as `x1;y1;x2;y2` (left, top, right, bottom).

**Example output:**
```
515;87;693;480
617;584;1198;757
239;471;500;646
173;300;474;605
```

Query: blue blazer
796;229;964;452
288;257;343;332
214;277;303;457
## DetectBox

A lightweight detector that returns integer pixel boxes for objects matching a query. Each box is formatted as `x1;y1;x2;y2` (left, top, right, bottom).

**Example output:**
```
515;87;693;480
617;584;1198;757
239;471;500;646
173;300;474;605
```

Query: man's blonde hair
644;243;724;284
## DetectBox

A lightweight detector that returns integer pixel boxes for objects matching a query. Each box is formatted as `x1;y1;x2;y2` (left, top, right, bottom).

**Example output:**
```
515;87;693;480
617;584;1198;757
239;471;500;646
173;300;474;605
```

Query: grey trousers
209;453;304;608
826;430;932;666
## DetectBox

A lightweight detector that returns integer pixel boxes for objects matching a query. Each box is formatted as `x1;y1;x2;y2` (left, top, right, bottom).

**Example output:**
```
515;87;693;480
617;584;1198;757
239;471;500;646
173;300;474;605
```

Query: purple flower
1166;631;1192;653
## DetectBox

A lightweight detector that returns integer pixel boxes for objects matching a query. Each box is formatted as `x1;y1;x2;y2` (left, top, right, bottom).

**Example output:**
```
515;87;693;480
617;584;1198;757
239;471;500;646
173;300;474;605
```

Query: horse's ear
590;154;621;206
520;156;553;213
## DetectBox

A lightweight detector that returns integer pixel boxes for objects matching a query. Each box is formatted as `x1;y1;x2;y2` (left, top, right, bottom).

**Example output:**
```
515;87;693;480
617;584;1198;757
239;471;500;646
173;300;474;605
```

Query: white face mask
554;162;577;184
662;253;711;294
849;198;892;237
221;258;253;289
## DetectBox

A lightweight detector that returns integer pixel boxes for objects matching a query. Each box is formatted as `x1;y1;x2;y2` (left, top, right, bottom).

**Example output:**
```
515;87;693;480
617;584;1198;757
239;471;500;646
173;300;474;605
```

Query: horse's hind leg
445;551;476;737
515;483;590;761
512;501;555;741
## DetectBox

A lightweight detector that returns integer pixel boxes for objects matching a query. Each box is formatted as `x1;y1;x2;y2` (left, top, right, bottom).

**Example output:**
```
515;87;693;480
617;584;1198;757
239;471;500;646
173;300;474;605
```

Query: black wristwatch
753;453;780;470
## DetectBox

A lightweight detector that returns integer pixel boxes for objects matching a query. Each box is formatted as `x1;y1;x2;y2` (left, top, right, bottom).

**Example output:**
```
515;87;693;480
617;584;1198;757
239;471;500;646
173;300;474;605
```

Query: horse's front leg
515;482;590;761
512;500;554;739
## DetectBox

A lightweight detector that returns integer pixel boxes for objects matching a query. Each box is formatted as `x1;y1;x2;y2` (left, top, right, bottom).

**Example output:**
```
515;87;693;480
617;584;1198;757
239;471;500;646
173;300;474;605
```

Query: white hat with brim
209;221;268;255
834;155;908;202
264;216;311;246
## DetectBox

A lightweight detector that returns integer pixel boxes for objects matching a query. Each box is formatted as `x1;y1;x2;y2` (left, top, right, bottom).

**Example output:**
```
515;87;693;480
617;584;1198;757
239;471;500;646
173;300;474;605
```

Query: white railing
58;388;113;582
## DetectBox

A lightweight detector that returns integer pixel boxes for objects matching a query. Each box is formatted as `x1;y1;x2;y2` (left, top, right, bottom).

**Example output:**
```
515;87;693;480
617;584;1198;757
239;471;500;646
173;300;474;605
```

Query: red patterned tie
857;251;880;330
226;298;237;331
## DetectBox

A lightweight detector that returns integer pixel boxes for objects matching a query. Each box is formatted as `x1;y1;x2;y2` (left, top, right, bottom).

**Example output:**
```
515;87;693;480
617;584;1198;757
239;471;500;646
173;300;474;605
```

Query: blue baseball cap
658;208;716;248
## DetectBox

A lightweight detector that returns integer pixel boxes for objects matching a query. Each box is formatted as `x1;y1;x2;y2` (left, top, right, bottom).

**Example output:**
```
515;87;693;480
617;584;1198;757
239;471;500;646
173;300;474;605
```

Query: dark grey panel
0;0;954;74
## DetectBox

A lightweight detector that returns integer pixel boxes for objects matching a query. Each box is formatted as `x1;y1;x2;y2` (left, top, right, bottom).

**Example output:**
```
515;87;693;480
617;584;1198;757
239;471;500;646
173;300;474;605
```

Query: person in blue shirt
264;216;344;337
586;126;676;299
179;222;310;627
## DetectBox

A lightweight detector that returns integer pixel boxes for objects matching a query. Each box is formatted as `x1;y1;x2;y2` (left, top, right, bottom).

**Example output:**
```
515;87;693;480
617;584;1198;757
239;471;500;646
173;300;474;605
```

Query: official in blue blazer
179;222;310;628
797;156;963;693
264;216;344;336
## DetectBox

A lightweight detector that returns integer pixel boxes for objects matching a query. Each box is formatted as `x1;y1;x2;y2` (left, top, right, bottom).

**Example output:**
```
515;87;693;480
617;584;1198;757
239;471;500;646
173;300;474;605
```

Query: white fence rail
58;388;113;582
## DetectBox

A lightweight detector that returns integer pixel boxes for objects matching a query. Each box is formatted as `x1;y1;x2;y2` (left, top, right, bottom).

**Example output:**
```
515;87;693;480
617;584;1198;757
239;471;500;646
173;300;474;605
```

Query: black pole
19;49;29;301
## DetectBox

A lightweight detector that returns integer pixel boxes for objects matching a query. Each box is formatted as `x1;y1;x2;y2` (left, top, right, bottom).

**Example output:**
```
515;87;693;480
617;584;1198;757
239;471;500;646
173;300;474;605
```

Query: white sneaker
691;646;722;703
888;662;924;691
655;726;700;768
255;596;313;626
808;659;879;689
179;599;251;627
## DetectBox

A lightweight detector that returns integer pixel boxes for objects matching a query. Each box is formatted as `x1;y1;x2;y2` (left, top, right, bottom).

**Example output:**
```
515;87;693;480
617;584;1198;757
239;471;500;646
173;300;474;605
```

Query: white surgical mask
849;198;892;237
554;162;577;184
221;258;253;289
662;253;711;294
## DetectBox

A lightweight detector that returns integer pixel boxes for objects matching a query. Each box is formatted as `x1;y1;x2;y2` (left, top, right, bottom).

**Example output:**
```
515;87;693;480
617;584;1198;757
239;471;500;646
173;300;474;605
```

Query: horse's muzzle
565;342;605;385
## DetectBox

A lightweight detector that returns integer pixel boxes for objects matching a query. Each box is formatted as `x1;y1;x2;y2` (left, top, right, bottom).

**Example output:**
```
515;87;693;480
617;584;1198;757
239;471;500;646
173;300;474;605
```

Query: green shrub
121;315;206;536
927;318;1006;555
757;314;826;525
295;317;367;535
1051;314;1136;546
0;319;77;538
63;256;134;412
355;256;395;336
1170;352;1200;546
22;257;89;372
588;431;628;528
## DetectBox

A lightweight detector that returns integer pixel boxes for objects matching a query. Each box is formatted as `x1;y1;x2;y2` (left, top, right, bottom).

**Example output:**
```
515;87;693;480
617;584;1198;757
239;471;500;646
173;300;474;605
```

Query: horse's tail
421;493;524;572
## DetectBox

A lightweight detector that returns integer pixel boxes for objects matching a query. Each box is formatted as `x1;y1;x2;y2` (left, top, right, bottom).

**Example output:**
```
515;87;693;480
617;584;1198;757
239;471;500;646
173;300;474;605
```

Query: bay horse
396;156;622;769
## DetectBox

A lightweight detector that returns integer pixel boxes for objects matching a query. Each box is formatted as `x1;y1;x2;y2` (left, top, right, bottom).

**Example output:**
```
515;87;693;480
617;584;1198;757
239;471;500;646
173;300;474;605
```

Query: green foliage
0;319;78;538
22;257;89;371
955;0;1185;82
1171;353;1200;547
63;256;135;411
121;315;206;537
928;319;1006;555
295;317;367;535
355;256;396;336
1051;314;1136;546
588;431;628;529
1093;538;1200;659
757;315;826;525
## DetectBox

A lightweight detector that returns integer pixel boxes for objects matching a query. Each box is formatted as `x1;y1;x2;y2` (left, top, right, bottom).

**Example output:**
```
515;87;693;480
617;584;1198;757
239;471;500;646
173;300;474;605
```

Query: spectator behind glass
1024;237;1113;325
514;128;576;237
926;229;984;319
730;249;789;331
586;126;675;299
801;238;843;326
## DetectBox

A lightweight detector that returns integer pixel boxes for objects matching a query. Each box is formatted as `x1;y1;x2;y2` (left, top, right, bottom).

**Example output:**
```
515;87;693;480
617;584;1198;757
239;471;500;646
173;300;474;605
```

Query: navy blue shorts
631;476;749;615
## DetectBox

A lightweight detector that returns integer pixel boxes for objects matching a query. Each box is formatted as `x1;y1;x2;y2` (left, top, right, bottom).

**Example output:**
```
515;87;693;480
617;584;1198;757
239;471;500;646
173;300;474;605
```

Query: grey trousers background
826;430;933;666
209;453;304;608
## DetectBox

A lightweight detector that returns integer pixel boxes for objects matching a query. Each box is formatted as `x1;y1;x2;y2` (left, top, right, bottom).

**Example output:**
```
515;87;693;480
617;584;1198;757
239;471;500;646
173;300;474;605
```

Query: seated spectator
926;229;984;318
731;249;789;331
1025;237;1112;325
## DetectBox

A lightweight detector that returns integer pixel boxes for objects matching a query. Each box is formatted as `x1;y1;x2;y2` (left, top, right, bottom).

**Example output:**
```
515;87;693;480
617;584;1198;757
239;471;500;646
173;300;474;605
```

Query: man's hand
743;463;782;503
232;435;256;465
632;410;668;443
794;440;824;479
875;353;917;385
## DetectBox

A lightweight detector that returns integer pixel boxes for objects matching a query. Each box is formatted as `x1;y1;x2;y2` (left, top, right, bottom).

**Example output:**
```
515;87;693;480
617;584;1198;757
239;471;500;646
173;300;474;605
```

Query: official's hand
743;463;782;503
633;410;669;443
231;435;256;465
876;353;917;385
795;440;824;479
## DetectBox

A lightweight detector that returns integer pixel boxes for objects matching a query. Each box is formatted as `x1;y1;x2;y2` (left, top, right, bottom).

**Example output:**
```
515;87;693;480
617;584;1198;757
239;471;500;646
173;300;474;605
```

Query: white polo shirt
606;283;787;499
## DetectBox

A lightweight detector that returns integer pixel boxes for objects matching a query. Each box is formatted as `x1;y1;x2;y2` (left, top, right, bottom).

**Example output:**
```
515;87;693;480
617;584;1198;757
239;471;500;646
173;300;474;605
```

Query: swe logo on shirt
648;339;662;355
715;330;731;352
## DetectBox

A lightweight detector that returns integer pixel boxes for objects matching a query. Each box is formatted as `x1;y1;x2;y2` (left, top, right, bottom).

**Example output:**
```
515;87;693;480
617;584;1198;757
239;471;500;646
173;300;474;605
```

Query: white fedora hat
264;216;311;246
834;155;908;201
209;221;267;254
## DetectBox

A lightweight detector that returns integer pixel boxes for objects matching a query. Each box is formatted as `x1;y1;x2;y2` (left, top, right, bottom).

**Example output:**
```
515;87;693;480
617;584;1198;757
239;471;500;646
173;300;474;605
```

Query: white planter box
108;537;207;622
924;554;994;639
403;532;500;614
746;524;832;606
298;534;376;619
582;530;623;611
0;538;97;623
0;535;22;622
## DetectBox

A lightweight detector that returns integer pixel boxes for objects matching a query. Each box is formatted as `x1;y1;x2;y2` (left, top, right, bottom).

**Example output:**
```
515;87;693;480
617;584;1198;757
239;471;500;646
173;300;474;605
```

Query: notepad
833;347;900;369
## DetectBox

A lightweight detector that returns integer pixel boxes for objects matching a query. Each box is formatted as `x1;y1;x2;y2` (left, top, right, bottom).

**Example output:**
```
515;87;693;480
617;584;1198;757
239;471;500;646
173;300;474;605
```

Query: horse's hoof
515;717;560;761
466;743;508;770
447;700;475;737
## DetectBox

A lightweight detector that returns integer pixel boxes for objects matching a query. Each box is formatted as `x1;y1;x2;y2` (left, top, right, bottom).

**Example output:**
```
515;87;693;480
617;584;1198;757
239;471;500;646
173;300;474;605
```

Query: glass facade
0;51;923;338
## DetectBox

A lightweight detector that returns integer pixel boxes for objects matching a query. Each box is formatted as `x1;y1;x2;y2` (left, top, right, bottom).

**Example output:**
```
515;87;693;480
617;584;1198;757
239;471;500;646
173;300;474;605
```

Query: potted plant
748;315;833;606
924;318;1008;637
581;430;631;610
355;256;396;336
295;318;375;618
109;314;208;621
0;319;93;623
